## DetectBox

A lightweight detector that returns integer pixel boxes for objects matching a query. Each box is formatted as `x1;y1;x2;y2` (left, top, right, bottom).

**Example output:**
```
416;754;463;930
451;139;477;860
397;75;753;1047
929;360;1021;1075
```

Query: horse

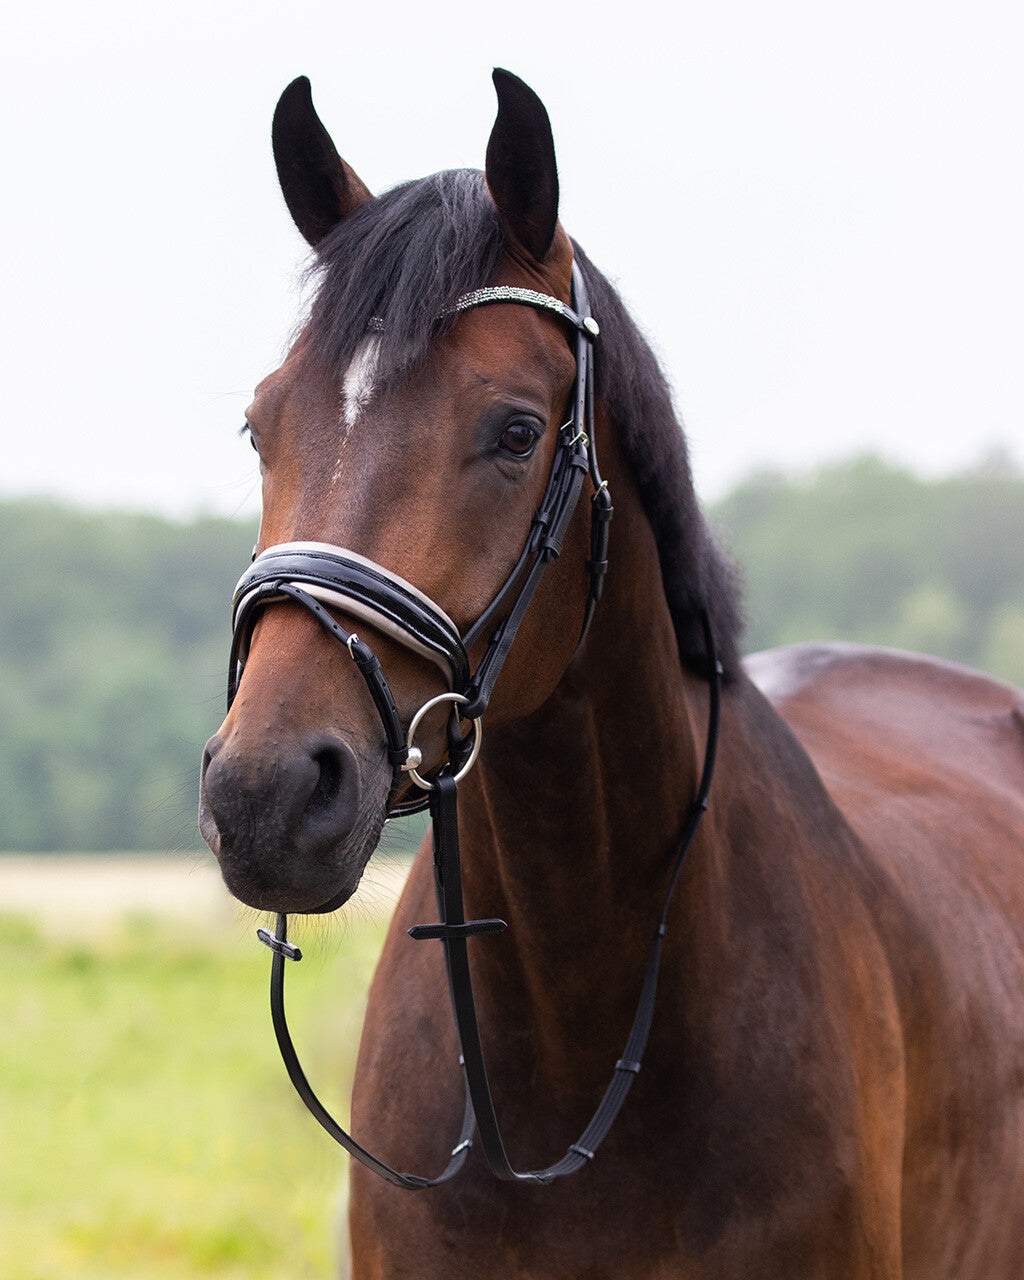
199;70;1024;1278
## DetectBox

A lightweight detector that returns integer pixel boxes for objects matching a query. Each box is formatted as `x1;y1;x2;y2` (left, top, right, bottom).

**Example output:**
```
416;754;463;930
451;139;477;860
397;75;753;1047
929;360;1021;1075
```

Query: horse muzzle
199;728;380;913
200;543;474;912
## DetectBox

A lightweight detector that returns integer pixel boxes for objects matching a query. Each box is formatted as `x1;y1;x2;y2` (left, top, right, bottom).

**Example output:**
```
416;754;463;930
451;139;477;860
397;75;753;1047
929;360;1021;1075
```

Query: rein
228;262;721;1188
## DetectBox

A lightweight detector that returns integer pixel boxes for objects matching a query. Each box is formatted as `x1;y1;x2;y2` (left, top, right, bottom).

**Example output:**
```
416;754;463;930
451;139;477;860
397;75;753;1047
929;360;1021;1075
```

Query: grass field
0;856;409;1280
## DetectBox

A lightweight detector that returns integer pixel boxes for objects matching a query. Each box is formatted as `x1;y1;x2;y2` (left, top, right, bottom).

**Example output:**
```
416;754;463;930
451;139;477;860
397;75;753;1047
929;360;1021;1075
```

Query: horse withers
199;70;1024;1278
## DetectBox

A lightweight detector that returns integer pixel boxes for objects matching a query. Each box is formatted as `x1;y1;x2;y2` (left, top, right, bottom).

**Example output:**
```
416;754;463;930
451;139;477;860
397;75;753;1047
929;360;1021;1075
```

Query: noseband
227;261;721;1188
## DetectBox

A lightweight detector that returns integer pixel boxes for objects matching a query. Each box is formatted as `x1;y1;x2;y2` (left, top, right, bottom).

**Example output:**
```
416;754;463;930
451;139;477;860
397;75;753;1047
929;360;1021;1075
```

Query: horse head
199;72;597;914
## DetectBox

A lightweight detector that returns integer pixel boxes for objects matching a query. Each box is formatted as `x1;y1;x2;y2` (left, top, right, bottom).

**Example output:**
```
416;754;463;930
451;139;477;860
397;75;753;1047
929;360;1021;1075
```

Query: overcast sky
3;0;1022;519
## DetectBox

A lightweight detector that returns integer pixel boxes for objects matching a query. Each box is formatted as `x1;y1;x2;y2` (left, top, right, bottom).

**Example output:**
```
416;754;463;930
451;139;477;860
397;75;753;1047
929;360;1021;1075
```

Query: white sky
2;0;1022;518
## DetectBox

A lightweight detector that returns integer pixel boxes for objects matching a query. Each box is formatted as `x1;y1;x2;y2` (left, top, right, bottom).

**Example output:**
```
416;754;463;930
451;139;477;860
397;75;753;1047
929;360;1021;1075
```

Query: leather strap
443;283;600;337
258;912;476;1190
228;264;604;784
259;612;721;1187
416;613;722;1183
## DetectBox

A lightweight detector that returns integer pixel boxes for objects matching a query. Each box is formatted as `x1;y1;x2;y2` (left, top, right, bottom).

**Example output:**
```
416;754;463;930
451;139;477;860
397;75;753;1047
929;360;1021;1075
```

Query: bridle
230;263;611;805
226;260;721;1188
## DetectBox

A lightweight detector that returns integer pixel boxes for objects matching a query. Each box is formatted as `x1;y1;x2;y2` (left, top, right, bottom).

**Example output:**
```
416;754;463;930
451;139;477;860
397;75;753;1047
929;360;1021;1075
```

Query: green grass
0;909;388;1279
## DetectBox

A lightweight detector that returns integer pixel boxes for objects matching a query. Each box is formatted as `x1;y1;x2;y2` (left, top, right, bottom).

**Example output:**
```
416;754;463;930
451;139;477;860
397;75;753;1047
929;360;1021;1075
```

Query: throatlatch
228;262;720;1188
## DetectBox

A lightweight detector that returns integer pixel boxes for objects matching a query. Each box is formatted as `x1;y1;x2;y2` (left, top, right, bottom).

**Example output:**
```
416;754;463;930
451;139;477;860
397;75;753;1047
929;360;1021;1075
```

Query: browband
443;285;600;337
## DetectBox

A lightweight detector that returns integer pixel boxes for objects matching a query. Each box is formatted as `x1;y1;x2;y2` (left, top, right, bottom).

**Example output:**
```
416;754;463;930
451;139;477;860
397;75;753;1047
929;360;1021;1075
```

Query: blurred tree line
0;501;254;851
714;452;1024;686
1;454;1022;851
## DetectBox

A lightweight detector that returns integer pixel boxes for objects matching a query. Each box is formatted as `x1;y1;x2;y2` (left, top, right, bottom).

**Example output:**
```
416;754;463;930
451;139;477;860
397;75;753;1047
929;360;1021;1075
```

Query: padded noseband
233;541;470;690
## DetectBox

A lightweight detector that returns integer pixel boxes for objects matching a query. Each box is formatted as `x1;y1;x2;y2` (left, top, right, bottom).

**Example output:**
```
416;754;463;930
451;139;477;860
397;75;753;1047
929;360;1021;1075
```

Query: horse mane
570;241;743;679
307;169;743;679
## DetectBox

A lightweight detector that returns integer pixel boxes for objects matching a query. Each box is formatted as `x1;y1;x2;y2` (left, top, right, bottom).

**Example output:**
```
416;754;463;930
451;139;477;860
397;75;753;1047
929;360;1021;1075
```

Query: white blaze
342;336;381;431
332;336;382;484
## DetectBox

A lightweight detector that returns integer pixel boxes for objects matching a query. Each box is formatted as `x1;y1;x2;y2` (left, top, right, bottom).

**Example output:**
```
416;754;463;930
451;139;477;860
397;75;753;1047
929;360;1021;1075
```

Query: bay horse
199;70;1024;1277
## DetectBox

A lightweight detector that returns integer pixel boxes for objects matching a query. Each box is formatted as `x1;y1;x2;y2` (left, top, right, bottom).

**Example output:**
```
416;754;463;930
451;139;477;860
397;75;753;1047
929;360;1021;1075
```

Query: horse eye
240;421;260;454
498;420;539;458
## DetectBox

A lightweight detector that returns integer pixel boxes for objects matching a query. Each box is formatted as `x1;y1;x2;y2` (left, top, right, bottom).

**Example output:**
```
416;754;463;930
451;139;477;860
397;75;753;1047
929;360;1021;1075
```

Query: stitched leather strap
415;613;721;1183
258;620;719;1188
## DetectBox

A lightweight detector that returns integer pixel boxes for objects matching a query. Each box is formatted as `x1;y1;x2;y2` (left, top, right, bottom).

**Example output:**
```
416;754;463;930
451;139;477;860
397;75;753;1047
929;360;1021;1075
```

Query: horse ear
272;76;373;246
485;69;560;262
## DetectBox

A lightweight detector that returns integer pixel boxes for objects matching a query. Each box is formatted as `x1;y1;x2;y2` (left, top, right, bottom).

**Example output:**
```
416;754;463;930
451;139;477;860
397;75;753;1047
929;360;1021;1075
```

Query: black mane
306;169;743;677
571;241;743;679
307;170;504;380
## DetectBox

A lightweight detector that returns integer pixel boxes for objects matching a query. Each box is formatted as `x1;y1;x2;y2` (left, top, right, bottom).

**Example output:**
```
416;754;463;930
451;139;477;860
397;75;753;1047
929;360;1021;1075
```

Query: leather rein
227;261;722;1188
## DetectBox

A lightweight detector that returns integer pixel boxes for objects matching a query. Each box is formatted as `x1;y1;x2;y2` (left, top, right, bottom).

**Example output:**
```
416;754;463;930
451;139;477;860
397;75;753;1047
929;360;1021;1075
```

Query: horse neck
457;447;718;1075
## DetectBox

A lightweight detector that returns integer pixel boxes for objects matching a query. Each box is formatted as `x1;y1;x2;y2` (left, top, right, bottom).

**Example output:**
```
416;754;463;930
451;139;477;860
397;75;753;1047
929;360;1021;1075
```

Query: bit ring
403;692;482;790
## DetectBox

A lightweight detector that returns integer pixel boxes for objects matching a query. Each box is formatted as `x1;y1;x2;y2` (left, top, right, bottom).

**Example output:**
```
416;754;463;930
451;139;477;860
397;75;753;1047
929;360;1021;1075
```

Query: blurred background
2;0;1022;1275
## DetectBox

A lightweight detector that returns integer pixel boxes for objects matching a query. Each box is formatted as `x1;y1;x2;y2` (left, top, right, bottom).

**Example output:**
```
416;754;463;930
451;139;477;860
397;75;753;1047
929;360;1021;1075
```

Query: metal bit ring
403;692;482;790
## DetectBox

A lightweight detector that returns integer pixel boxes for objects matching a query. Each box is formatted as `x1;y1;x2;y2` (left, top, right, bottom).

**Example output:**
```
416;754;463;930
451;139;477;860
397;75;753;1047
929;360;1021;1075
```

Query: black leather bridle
227;261;721;1188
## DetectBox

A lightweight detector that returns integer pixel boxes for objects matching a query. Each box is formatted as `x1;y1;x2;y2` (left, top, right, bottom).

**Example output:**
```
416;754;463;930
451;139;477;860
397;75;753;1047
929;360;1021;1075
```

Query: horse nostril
201;734;221;780
298;737;362;846
308;744;343;814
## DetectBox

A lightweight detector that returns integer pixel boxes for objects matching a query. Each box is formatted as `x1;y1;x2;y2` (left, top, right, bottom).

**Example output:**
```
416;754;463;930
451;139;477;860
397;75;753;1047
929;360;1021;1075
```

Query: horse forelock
306;169;504;386
302;172;743;678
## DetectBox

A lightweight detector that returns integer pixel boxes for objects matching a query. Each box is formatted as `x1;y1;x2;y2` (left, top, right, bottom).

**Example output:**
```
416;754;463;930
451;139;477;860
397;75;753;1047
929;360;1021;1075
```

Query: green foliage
712;455;1024;685
0;908;383;1279
0;500;253;851
2;459;1022;850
